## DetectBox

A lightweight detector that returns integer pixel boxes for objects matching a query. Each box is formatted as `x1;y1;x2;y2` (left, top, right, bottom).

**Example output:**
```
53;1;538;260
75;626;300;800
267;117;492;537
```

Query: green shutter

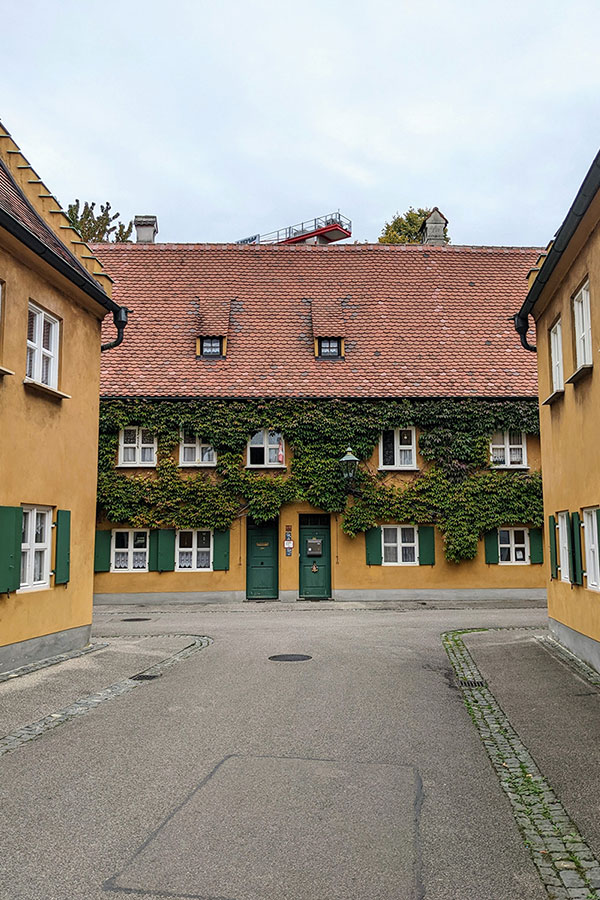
148;529;176;573
418;526;435;566
0;506;23;593
54;510;71;584
94;530;112;573
529;527;543;565
484;529;499;564
365;526;382;566
571;512;583;585
566;512;573;581
548;515;558;579
213;529;230;571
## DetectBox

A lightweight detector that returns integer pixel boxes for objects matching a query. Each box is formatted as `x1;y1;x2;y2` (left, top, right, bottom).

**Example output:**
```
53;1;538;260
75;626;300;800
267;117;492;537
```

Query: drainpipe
101;306;128;352
512;313;536;353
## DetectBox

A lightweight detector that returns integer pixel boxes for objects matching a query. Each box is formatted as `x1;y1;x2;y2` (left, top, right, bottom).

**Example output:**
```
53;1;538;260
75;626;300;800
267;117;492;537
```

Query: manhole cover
121;617;151;622
268;654;312;662
131;673;161;681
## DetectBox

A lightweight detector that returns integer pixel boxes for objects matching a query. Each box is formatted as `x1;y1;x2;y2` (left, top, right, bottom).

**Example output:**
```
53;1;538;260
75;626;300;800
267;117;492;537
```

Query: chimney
420;208;448;246
134;215;158;244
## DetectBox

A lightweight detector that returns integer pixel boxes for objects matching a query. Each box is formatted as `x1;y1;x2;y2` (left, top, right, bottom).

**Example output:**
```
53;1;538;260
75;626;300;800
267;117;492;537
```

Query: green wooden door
299;515;331;599
246;520;279;599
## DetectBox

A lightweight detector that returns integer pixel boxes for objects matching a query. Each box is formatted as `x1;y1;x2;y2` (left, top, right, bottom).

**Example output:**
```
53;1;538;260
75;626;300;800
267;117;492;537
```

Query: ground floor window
382;525;418;565
176;530;212;570
557;512;571;582
583;508;600;591
112;530;149;571
498;527;529;564
20;506;52;590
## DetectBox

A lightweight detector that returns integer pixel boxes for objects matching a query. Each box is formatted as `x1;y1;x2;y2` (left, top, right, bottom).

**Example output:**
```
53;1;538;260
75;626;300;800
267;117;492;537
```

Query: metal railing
236;212;351;245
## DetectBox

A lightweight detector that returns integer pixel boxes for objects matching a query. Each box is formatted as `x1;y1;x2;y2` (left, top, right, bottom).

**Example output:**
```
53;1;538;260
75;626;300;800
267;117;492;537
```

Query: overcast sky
3;0;600;246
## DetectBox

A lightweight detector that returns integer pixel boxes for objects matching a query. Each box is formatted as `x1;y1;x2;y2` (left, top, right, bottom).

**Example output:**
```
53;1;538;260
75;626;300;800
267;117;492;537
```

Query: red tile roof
95;242;540;399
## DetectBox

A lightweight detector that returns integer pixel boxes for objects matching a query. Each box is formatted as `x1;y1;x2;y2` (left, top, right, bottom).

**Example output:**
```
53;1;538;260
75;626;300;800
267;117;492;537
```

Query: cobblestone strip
0;635;212;760
0;641;108;684
537;636;600;688
443;628;600;900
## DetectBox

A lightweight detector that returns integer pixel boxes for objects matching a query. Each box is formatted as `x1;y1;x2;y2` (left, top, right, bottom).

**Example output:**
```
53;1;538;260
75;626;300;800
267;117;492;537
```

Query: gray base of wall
333;588;547;602
549;618;600;675
94;591;247;605
0;624;91;675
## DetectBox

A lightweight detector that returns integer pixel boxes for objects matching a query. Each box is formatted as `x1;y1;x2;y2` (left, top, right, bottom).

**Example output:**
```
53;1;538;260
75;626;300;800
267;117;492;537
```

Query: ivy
97;397;542;562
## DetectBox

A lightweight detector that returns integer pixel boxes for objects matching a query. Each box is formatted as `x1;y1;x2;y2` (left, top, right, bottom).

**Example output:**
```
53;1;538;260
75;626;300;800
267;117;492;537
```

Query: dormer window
318;337;342;358
199;336;223;357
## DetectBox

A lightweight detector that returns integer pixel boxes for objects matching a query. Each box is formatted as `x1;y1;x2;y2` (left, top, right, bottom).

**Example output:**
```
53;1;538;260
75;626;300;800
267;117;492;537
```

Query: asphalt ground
0;603;556;900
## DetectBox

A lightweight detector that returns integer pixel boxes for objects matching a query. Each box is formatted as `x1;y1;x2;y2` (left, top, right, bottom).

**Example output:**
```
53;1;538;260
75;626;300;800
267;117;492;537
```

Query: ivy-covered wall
98;397;543;564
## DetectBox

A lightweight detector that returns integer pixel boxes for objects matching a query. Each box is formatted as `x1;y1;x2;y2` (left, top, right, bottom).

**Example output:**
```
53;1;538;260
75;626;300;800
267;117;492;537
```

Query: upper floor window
498;527;529;564
558;511;571;583
549;319;564;392
573;281;592;368
27;303;59;389
583;508;600;591
490;431;527;468
200;337;223;357
20;505;52;590
111;529;149;571
317;338;341;358
379;428;416;469
118;427;157;466
179;430;216;466
382;525;418;565
247;430;285;467
176;529;212;570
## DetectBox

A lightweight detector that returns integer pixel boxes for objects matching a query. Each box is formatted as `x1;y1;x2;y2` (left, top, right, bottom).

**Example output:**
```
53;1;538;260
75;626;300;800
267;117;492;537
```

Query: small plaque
284;540;294;549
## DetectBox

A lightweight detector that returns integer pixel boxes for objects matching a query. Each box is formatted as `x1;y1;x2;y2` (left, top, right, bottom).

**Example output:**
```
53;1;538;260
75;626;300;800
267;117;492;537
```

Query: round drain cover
121;617;151;622
268;654;312;662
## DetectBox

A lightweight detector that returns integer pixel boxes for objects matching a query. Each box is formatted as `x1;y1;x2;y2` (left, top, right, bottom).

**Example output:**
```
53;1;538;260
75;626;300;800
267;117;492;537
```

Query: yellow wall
533;212;600;640
0;235;105;647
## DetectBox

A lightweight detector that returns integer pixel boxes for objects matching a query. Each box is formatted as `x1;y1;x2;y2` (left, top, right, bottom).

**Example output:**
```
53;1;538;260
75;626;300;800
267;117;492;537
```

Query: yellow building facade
0;124;126;671
515;149;600;668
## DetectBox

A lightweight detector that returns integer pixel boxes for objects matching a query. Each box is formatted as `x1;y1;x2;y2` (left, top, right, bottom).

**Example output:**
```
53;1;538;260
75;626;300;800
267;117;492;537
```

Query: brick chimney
134;215;158;243
420;208;448;246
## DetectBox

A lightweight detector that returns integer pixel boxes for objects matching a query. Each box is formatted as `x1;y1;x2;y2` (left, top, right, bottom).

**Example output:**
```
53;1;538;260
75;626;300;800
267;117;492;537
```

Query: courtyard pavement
2;600;598;899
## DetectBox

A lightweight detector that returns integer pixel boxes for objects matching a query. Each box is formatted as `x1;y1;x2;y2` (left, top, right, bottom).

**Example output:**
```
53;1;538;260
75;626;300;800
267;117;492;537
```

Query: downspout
512;312;536;353
101;306;128;352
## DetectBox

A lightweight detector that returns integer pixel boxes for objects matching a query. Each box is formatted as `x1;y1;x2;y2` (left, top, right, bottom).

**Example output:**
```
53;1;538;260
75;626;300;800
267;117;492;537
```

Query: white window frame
573;281;592;368
19;505;52;591
583;508;600;592
26;302;59;389
179;430;217;467
498;527;530;565
110;529;150;572
558;511;571;583
118;427;157;467
381;525;419;566
379;427;417;470
175;529;213;571
490;430;528;469
246;430;285;468
550;319;564;392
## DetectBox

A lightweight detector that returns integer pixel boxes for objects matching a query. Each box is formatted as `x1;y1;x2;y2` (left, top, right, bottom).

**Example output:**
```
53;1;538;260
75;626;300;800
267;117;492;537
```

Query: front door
299;514;331;599
246;520;279;599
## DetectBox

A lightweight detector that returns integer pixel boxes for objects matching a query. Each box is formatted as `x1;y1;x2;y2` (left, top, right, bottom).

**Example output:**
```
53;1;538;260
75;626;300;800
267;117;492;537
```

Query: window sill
17;583;51;593
490;465;529;471
23;377;71;400
0;364;15;377
566;363;593;385
110;569;149;574
542;389;564;406
378;467;420;472
381;562;419;567
245;465;287;470
498;562;530;566
179;463;217;468
116;463;157;468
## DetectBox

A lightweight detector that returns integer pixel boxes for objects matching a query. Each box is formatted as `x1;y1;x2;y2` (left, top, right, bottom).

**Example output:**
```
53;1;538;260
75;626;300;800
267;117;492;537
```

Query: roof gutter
514;148;600;351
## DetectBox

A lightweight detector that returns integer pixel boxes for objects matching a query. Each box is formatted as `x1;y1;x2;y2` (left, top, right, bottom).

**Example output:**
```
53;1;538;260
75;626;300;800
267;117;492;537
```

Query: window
118;427;157;466
583;508;600;591
20;506;52;590
111;530;149;571
550;319;564;391
573;281;592;368
318;338;341;358
379;428;417;469
247;430;285;467
26;303;59;388
200;337;223;357
490;431;527;468
176;530;212;570
382;525;418;565
179;430;216;466
498;527;529;564
558;512;571;583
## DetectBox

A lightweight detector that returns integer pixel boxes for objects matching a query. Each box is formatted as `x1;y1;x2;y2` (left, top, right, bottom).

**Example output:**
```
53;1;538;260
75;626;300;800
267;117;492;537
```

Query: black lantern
339;446;359;485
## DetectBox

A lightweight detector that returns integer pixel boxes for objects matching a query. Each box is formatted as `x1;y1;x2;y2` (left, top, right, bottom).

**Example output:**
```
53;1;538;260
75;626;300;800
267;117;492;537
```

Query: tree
67;199;133;243
378;207;449;245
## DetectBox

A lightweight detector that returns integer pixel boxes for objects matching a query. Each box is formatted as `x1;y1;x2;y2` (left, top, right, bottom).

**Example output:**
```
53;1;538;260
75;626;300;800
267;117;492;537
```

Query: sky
3;0;600;247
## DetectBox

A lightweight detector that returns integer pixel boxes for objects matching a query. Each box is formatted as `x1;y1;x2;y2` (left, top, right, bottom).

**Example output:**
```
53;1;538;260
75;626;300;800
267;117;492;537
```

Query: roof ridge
91;241;544;252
